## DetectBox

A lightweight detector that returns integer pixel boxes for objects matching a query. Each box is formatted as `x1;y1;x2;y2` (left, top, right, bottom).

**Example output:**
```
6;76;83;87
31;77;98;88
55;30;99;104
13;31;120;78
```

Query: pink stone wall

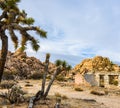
75;73;90;86
75;74;84;85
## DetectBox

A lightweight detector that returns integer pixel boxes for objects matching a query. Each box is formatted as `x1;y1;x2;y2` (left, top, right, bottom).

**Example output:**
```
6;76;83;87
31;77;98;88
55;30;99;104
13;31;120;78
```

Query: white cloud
19;0;120;65
96;50;120;62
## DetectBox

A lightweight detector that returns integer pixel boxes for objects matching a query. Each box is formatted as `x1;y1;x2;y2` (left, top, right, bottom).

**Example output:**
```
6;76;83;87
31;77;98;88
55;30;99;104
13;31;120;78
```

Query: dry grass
90;90;105;96
62;95;68;100
29;72;43;79
25;84;33;87
54;92;68;100
54;92;61;97
0;80;16;89
74;87;83;91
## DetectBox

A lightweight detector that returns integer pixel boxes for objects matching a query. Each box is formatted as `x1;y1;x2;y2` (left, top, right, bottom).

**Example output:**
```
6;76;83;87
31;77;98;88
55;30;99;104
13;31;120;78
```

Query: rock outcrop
73;56;120;74
2;51;56;79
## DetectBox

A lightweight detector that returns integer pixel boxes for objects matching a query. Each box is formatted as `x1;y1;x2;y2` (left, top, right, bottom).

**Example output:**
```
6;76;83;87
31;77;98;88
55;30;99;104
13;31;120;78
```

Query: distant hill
73;56;120;74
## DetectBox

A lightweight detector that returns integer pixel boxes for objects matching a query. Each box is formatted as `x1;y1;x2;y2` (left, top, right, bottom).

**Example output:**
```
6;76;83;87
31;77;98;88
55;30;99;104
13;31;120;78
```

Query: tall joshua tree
0;0;47;82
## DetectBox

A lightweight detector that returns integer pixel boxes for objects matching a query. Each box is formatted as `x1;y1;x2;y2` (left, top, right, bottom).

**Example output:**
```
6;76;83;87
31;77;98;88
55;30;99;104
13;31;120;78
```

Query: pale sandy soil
0;80;120;108
20;80;120;108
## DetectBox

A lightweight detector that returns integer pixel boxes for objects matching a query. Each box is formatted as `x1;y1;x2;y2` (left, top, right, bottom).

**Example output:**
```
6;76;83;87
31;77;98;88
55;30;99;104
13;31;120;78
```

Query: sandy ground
50;86;120;108
0;80;120;108
49;84;120;108
18;80;120;108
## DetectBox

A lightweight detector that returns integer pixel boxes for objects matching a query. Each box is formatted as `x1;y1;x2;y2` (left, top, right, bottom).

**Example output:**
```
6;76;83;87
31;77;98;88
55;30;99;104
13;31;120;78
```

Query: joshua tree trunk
0;33;8;82
28;54;50;108
44;67;61;98
41;54;49;95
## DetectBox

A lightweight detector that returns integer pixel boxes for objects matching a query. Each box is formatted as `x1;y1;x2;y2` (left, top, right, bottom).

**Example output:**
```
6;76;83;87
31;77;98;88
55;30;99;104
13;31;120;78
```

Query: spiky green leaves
21;35;27;49
55;60;72;71
66;65;72;71
0;0;7;10
30;39;40;51
20;45;26;51
0;0;20;10
62;60;67;68
9;28;18;49
45;53;50;63
46;53;50;59
23;17;35;25
55;59;62;67
7;0;17;7
14;0;21;2
20;10;27;17
36;27;47;38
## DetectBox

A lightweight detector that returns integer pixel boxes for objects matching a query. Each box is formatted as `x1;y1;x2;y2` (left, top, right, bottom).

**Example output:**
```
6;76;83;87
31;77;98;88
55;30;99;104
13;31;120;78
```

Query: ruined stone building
75;72;120;87
73;56;120;88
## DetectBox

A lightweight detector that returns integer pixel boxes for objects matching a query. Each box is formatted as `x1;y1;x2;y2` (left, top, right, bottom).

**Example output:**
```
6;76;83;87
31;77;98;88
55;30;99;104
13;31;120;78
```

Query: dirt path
19;80;120;108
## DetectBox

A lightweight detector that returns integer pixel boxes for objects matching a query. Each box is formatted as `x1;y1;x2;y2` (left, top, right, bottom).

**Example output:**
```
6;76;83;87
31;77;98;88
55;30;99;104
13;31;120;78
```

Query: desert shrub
113;80;118;86
90;90;105;96
62;95;68;99
55;93;68;100
25;81;30;83
74;87;83;91
3;70;17;80
55;92;61;98
29;72;43;79
0;81;16;89
56;75;67;82
46;75;51;79
104;90;109;95
0;85;27;104
55;98;61;105
25;84;33;87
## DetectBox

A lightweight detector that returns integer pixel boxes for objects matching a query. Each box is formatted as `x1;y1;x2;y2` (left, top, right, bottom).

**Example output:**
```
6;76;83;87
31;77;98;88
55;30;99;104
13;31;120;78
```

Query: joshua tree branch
44;67;61;98
41;54;50;95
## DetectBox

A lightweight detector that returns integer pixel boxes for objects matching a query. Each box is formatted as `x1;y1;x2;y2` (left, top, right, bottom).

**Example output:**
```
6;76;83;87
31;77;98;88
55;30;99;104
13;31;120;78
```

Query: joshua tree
41;53;50;95
28;58;72;108
44;59;72;98
66;64;72;76
0;0;47;82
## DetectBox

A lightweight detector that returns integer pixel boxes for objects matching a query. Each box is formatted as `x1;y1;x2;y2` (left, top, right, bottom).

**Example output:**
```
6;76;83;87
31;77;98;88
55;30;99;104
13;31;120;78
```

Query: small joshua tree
43;59;71;98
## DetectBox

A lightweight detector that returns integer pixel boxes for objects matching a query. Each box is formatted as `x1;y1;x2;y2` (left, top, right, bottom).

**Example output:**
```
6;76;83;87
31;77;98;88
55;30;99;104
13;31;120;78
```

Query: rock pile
73;56;120;74
2;50;56;79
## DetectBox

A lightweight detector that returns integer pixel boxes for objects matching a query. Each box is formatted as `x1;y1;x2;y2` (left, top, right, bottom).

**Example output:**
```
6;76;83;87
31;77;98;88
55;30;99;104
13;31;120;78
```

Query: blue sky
1;0;120;66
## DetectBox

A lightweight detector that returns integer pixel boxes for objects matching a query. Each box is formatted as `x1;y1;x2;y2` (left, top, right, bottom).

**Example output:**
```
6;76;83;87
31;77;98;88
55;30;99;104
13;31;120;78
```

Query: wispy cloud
18;0;120;65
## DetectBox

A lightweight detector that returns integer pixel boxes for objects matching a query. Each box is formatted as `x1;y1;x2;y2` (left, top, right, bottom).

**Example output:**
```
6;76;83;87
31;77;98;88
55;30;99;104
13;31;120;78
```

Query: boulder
73;56;120;74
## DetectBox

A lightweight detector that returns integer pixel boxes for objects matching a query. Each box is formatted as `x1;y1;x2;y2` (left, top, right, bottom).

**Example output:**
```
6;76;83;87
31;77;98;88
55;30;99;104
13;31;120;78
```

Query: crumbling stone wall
95;72;120;88
75;72;120;88
84;73;97;86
